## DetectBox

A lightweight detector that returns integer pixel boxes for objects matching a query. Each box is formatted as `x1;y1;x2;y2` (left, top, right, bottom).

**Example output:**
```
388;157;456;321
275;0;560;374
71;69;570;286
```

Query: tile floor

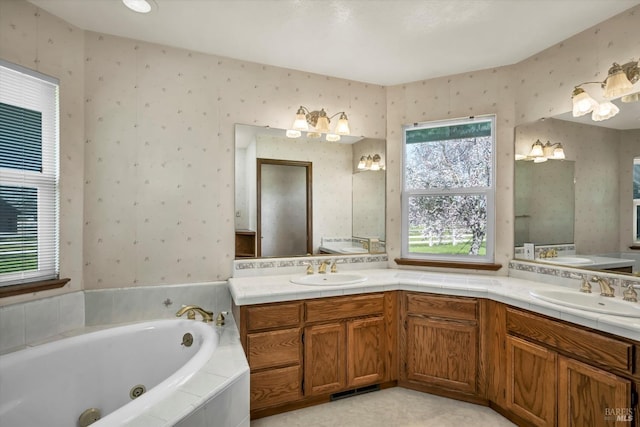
250;387;516;427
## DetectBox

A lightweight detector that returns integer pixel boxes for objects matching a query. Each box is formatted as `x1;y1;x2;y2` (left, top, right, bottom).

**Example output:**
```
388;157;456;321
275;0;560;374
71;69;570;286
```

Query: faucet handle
623;283;638;303
216;311;227;326
306;263;314;275
330;260;338;273
579;278;592;293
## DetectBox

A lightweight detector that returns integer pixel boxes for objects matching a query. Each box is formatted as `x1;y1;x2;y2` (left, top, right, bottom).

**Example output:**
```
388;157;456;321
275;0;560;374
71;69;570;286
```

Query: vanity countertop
534;255;635;270
228;268;640;341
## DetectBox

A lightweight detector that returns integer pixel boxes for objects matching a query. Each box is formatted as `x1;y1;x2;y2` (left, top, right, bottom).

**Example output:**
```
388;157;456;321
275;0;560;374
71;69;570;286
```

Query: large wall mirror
514;99;640;276
234;124;386;258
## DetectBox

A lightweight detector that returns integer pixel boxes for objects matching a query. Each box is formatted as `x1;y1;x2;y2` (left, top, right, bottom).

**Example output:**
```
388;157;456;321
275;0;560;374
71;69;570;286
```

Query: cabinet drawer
506;308;633;373
246;301;303;332
248;328;301;370
305;293;384;323
406;293;477;322
251;365;303;410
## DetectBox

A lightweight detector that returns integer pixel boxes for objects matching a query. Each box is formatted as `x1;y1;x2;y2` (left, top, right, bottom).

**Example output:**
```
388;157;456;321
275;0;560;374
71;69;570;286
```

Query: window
401;115;496;265
0;60;59;287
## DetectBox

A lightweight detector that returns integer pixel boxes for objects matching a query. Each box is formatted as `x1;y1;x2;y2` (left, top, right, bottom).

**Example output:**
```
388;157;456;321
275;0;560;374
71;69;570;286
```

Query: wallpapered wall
1;0;639;304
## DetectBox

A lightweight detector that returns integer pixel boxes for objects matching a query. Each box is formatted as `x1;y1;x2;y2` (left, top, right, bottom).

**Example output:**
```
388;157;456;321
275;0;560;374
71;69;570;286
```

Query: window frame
400;115;497;267
0;59;62;291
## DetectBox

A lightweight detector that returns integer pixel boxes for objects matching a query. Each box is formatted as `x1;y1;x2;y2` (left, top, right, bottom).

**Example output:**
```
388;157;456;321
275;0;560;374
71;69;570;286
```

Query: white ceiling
28;0;640;86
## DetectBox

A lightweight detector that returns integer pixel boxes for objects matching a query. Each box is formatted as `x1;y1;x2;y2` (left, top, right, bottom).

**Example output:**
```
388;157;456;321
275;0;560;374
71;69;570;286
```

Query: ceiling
28;0;639;86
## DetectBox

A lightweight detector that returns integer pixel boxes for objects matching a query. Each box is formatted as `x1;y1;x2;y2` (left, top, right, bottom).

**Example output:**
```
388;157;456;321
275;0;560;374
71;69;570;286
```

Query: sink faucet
318;260;330;274
591;276;615;297
175;305;214;322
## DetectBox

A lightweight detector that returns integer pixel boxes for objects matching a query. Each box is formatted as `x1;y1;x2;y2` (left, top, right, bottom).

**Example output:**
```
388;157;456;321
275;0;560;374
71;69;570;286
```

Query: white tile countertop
229;268;640;342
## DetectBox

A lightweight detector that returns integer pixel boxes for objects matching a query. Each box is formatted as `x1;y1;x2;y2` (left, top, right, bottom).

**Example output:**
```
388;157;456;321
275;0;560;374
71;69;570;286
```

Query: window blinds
0;61;59;286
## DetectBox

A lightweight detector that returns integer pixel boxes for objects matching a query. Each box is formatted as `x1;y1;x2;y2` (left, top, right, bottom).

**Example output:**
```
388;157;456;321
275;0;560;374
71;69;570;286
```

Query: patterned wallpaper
1;0;638;302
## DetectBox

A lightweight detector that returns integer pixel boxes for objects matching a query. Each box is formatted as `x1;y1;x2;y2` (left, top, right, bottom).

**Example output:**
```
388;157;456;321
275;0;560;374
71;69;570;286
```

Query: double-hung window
0;60;60;287
401;115;496;265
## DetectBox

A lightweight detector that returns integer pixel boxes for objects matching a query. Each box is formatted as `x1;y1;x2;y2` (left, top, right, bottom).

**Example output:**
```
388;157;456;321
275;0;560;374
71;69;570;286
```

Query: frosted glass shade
591;101;620;121
603;69;633;98
572;88;598;117
335;113;350;135
292;112;309;131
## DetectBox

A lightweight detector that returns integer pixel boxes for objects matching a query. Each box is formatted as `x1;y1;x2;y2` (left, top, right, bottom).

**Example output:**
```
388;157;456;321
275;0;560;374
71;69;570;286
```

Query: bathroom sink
339;247;369;254
536;256;595;266
529;289;640;318
291;273;367;286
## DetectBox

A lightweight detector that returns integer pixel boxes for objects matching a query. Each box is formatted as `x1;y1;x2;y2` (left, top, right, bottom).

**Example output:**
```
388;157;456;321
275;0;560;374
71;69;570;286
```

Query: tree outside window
402;116;496;263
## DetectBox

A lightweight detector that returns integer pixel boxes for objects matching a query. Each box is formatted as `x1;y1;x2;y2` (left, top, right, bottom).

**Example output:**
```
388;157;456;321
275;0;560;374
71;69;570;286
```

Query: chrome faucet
591;276;615;297
176;305;214;322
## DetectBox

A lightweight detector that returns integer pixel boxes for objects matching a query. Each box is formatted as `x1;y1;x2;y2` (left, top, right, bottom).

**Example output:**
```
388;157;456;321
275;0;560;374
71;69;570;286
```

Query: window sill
394;258;502;271
0;278;70;298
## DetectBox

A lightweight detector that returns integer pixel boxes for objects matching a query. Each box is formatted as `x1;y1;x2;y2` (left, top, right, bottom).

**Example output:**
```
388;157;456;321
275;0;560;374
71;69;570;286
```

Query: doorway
257;159;312;257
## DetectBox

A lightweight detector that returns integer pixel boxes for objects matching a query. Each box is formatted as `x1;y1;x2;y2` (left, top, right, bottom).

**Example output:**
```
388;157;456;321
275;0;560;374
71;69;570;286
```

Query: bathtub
0;318;248;426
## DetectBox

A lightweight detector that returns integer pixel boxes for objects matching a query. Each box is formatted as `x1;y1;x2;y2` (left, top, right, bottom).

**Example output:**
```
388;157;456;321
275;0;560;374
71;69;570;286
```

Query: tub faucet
176;305;214;323
591;276;615;297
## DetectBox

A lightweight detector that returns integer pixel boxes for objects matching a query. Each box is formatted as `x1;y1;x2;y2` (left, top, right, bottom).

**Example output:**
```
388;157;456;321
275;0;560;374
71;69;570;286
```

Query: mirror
514;99;640;275
234;124;386;258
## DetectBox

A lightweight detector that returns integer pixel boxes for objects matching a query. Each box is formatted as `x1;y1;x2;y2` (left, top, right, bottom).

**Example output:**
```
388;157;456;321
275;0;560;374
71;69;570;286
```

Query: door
257;159;312;257
506;335;557;427
405;315;478;393
558;356;631;427
347;316;385;387
304;323;346;396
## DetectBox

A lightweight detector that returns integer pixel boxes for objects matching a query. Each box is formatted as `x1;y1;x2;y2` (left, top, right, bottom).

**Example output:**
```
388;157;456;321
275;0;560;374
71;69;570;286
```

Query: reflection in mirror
234;124;386;258
514;100;640;275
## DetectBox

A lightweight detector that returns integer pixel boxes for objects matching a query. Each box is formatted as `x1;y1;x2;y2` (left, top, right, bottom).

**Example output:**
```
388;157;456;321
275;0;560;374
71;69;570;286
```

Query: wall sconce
571;59;639;122
357;154;384;171
515;139;565;163
287;106;350;141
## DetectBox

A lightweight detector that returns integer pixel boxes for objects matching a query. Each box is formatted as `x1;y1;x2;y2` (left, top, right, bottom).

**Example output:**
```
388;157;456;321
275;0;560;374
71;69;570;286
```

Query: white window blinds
0;60;60;286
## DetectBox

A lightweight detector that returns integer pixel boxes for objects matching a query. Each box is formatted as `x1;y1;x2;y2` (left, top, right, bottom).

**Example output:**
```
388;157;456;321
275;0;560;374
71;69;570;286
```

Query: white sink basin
530;289;640;318
339;247;368;254
536;256;595;266
291;273;367;286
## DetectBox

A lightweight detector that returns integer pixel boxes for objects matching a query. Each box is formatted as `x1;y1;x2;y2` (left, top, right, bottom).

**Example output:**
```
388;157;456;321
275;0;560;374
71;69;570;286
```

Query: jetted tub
0;319;222;426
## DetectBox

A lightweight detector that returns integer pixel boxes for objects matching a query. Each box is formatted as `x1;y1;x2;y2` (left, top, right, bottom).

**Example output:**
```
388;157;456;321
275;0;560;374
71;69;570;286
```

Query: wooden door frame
256;158;313;257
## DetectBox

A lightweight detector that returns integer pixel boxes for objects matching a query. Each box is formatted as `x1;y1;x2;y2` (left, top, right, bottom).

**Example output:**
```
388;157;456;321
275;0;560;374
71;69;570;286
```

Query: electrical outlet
523;243;535;260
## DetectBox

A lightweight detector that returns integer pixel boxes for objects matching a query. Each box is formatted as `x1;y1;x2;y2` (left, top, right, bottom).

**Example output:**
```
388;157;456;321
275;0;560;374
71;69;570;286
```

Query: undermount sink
536;256;595;266
291;273;367;286
530;289;640;318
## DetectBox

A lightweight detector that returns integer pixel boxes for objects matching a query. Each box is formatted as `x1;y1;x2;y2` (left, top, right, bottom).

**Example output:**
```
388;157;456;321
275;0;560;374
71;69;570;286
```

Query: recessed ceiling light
122;0;152;13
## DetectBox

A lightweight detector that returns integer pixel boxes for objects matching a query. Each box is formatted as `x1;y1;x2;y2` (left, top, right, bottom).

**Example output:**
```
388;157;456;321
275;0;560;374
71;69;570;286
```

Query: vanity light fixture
571;58;639;122
122;0;152;13
519;139;565;163
287;106;350;141
357;154;384;171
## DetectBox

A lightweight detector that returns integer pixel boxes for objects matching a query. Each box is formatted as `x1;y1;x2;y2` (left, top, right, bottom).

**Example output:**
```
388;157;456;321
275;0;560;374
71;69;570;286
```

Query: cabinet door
405;316;478;393
506;335;556;427
558;356;632;427
347;316;385;388
304;323;346;396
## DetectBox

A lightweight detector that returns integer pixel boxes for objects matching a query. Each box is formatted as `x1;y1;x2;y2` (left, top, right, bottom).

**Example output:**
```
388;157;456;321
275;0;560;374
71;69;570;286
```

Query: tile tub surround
0;291;85;354
0;281;230;354
229;268;640;341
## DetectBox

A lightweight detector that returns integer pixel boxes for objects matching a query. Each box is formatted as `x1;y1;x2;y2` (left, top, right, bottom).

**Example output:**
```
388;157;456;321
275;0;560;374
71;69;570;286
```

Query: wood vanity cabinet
235;301;304;412
304;294;388;396
234;291;396;418
499;307;635;427
399;292;484;402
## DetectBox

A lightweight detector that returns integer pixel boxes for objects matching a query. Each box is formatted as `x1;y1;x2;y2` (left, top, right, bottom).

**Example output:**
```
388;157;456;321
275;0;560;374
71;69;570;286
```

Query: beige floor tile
251;388;516;427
